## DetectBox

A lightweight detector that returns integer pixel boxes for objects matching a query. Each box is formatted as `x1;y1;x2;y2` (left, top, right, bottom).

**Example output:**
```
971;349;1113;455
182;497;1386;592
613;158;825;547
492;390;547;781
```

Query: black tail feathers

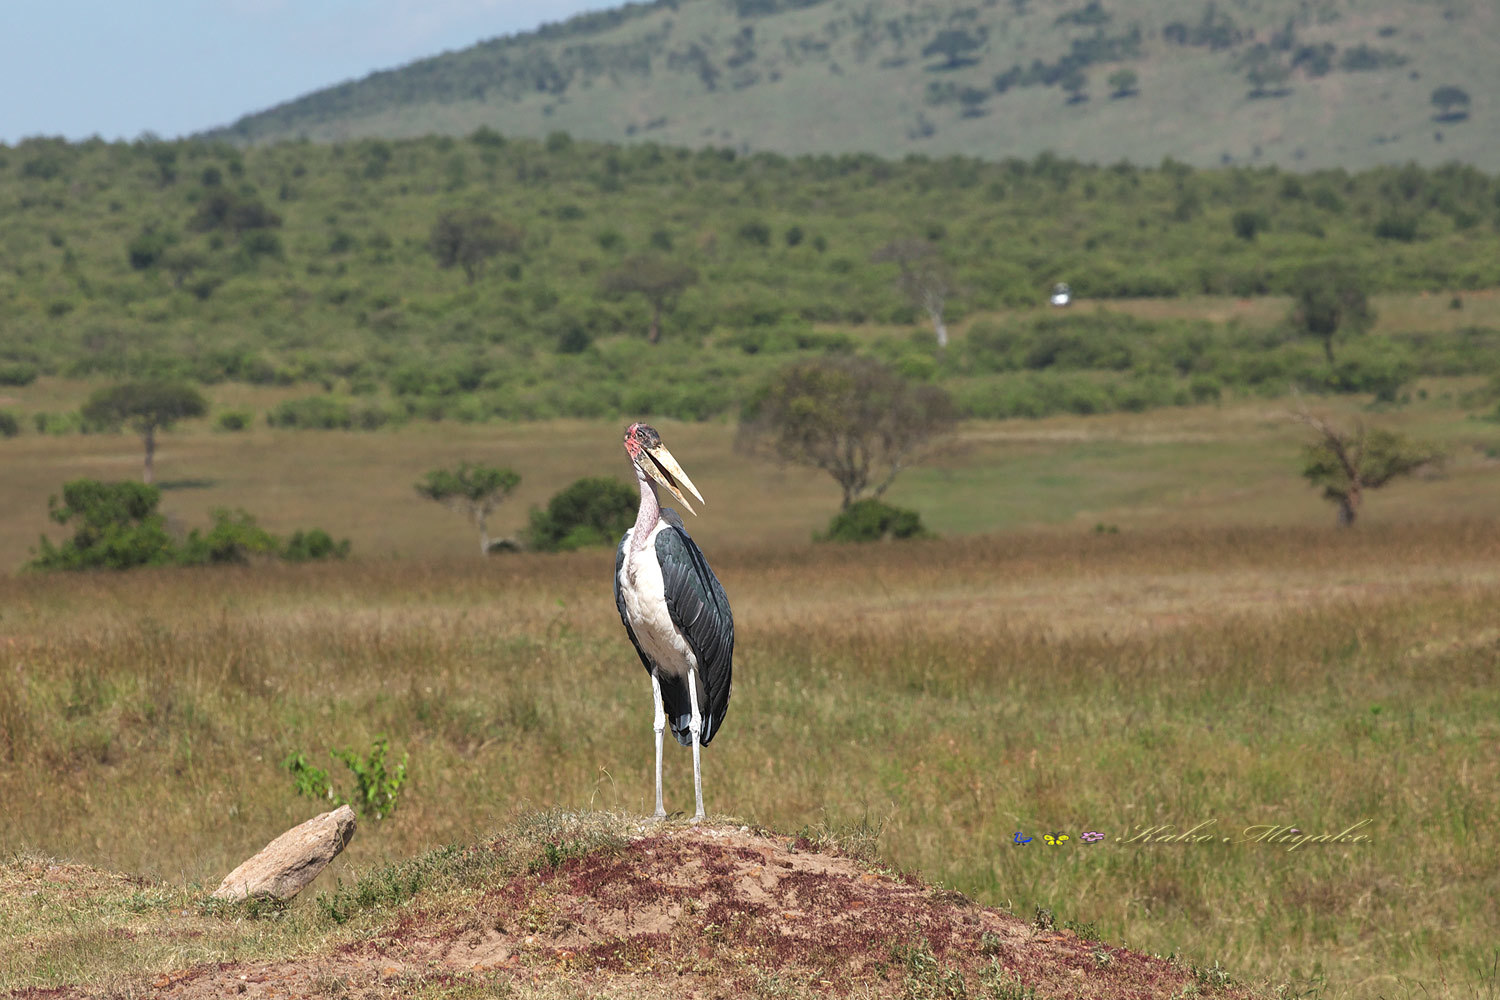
657;672;721;747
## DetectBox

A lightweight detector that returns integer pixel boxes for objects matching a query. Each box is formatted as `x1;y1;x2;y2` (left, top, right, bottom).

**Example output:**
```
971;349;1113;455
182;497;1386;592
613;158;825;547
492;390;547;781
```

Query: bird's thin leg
650;673;667;820
687;666;705;823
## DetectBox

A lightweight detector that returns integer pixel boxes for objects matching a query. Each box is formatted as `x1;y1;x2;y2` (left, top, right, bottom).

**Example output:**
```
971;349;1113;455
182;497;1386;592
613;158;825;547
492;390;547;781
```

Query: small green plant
331;736;409;821
1062;917;1100;939
281;751;334;801
283;737;408;820
891;940;968;999
1192;960;1233;988
978;961;1036;999
0;410;20;438
527;838;593;874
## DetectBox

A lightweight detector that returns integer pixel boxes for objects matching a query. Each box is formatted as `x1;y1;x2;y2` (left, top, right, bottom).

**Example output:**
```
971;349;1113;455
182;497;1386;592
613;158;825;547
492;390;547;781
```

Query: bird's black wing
656;509;734;746
614;530;654;674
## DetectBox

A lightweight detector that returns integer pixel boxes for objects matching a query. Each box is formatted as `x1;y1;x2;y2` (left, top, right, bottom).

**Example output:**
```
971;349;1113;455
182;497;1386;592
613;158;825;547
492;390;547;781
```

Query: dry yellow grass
2;520;1498;997
2;380;1499;997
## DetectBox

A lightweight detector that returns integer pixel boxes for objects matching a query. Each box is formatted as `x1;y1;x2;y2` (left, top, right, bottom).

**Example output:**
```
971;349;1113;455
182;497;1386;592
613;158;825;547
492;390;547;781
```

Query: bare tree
873;238;956;349
599;254;698;344
1291;408;1441;526
738;356;956;510
415;463;521;554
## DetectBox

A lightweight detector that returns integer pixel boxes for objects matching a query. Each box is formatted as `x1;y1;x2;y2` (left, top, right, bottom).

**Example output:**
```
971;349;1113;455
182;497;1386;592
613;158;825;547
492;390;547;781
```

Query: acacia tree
738;357;956;510
81;381;207;484
1290;263;1375;364
415;463;522;555
1430;85;1471;121
1060;69;1089;103
872;237;957;349
921;28;986;69
429;210;522;283
1293;410;1441;527
1108;68;1139;98
599;254;698;344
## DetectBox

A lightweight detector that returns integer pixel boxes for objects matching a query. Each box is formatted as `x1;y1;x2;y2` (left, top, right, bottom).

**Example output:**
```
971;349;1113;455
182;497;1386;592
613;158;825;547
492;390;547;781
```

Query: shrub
29;480;176;571
126;227;173;270
0;362;40;386
33;411;82;435
29;479;351;571
1232;209;1269;240
283;528;351;562
1327;350;1416;403
818;499;931;542
177;508;280;565
267;396;351;429
526;477;638;551
215;409;253;432
1374;214;1419;242
737;220;772;246
0;411;19;438
1188;374;1223;403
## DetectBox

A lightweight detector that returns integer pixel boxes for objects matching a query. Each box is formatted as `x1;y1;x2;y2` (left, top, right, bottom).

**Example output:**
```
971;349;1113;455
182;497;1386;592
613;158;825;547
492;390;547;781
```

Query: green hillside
208;0;1500;170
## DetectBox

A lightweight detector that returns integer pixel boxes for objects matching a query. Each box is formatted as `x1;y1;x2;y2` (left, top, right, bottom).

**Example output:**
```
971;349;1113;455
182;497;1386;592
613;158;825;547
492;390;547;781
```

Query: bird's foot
652;808;667;821
691;811;705;825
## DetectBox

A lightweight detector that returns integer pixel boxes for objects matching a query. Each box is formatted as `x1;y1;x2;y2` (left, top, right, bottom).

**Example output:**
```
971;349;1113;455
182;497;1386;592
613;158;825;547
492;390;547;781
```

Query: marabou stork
614;423;734;822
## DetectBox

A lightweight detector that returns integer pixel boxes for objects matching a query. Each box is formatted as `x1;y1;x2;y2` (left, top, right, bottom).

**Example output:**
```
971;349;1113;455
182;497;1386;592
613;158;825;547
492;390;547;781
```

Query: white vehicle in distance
1050;282;1072;307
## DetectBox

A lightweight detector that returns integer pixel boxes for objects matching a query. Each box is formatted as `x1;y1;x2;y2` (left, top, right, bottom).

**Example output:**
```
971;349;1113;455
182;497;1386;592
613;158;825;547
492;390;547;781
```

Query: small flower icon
1081;831;1104;843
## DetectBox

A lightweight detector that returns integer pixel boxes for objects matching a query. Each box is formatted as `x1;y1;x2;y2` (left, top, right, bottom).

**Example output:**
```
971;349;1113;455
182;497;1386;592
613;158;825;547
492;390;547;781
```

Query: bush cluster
28;480;350;572
526;477;638;551
818;499;931;542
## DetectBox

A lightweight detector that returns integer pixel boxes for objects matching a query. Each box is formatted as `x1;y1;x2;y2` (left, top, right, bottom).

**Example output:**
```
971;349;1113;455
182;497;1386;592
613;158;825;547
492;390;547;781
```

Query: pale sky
0;0;622;144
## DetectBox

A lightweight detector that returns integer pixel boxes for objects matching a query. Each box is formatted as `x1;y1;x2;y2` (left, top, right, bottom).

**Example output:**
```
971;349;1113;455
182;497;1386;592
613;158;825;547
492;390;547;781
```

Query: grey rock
212;805;357;902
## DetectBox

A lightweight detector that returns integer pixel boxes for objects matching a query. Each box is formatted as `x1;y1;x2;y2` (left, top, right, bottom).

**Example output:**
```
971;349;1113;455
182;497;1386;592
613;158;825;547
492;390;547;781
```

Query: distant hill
207;0;1500;170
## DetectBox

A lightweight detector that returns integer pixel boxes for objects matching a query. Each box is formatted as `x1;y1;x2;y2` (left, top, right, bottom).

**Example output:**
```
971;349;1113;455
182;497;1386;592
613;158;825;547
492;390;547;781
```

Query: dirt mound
27;824;1253;1000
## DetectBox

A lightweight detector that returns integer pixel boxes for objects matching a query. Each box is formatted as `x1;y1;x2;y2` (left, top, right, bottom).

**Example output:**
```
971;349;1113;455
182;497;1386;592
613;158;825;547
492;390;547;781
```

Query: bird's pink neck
631;465;660;553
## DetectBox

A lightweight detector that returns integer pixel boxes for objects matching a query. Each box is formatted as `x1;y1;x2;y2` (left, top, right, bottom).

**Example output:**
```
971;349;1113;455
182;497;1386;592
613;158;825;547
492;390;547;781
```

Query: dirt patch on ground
6;825;1262;999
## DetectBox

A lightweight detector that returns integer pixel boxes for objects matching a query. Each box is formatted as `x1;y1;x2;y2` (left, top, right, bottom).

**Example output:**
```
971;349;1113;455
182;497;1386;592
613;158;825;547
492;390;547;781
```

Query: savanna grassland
3;397;1499;998
5;97;1500;1000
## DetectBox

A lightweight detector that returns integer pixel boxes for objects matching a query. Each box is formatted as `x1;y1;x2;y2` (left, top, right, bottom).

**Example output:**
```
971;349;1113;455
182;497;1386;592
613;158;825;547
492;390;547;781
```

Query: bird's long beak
642;442;705;515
